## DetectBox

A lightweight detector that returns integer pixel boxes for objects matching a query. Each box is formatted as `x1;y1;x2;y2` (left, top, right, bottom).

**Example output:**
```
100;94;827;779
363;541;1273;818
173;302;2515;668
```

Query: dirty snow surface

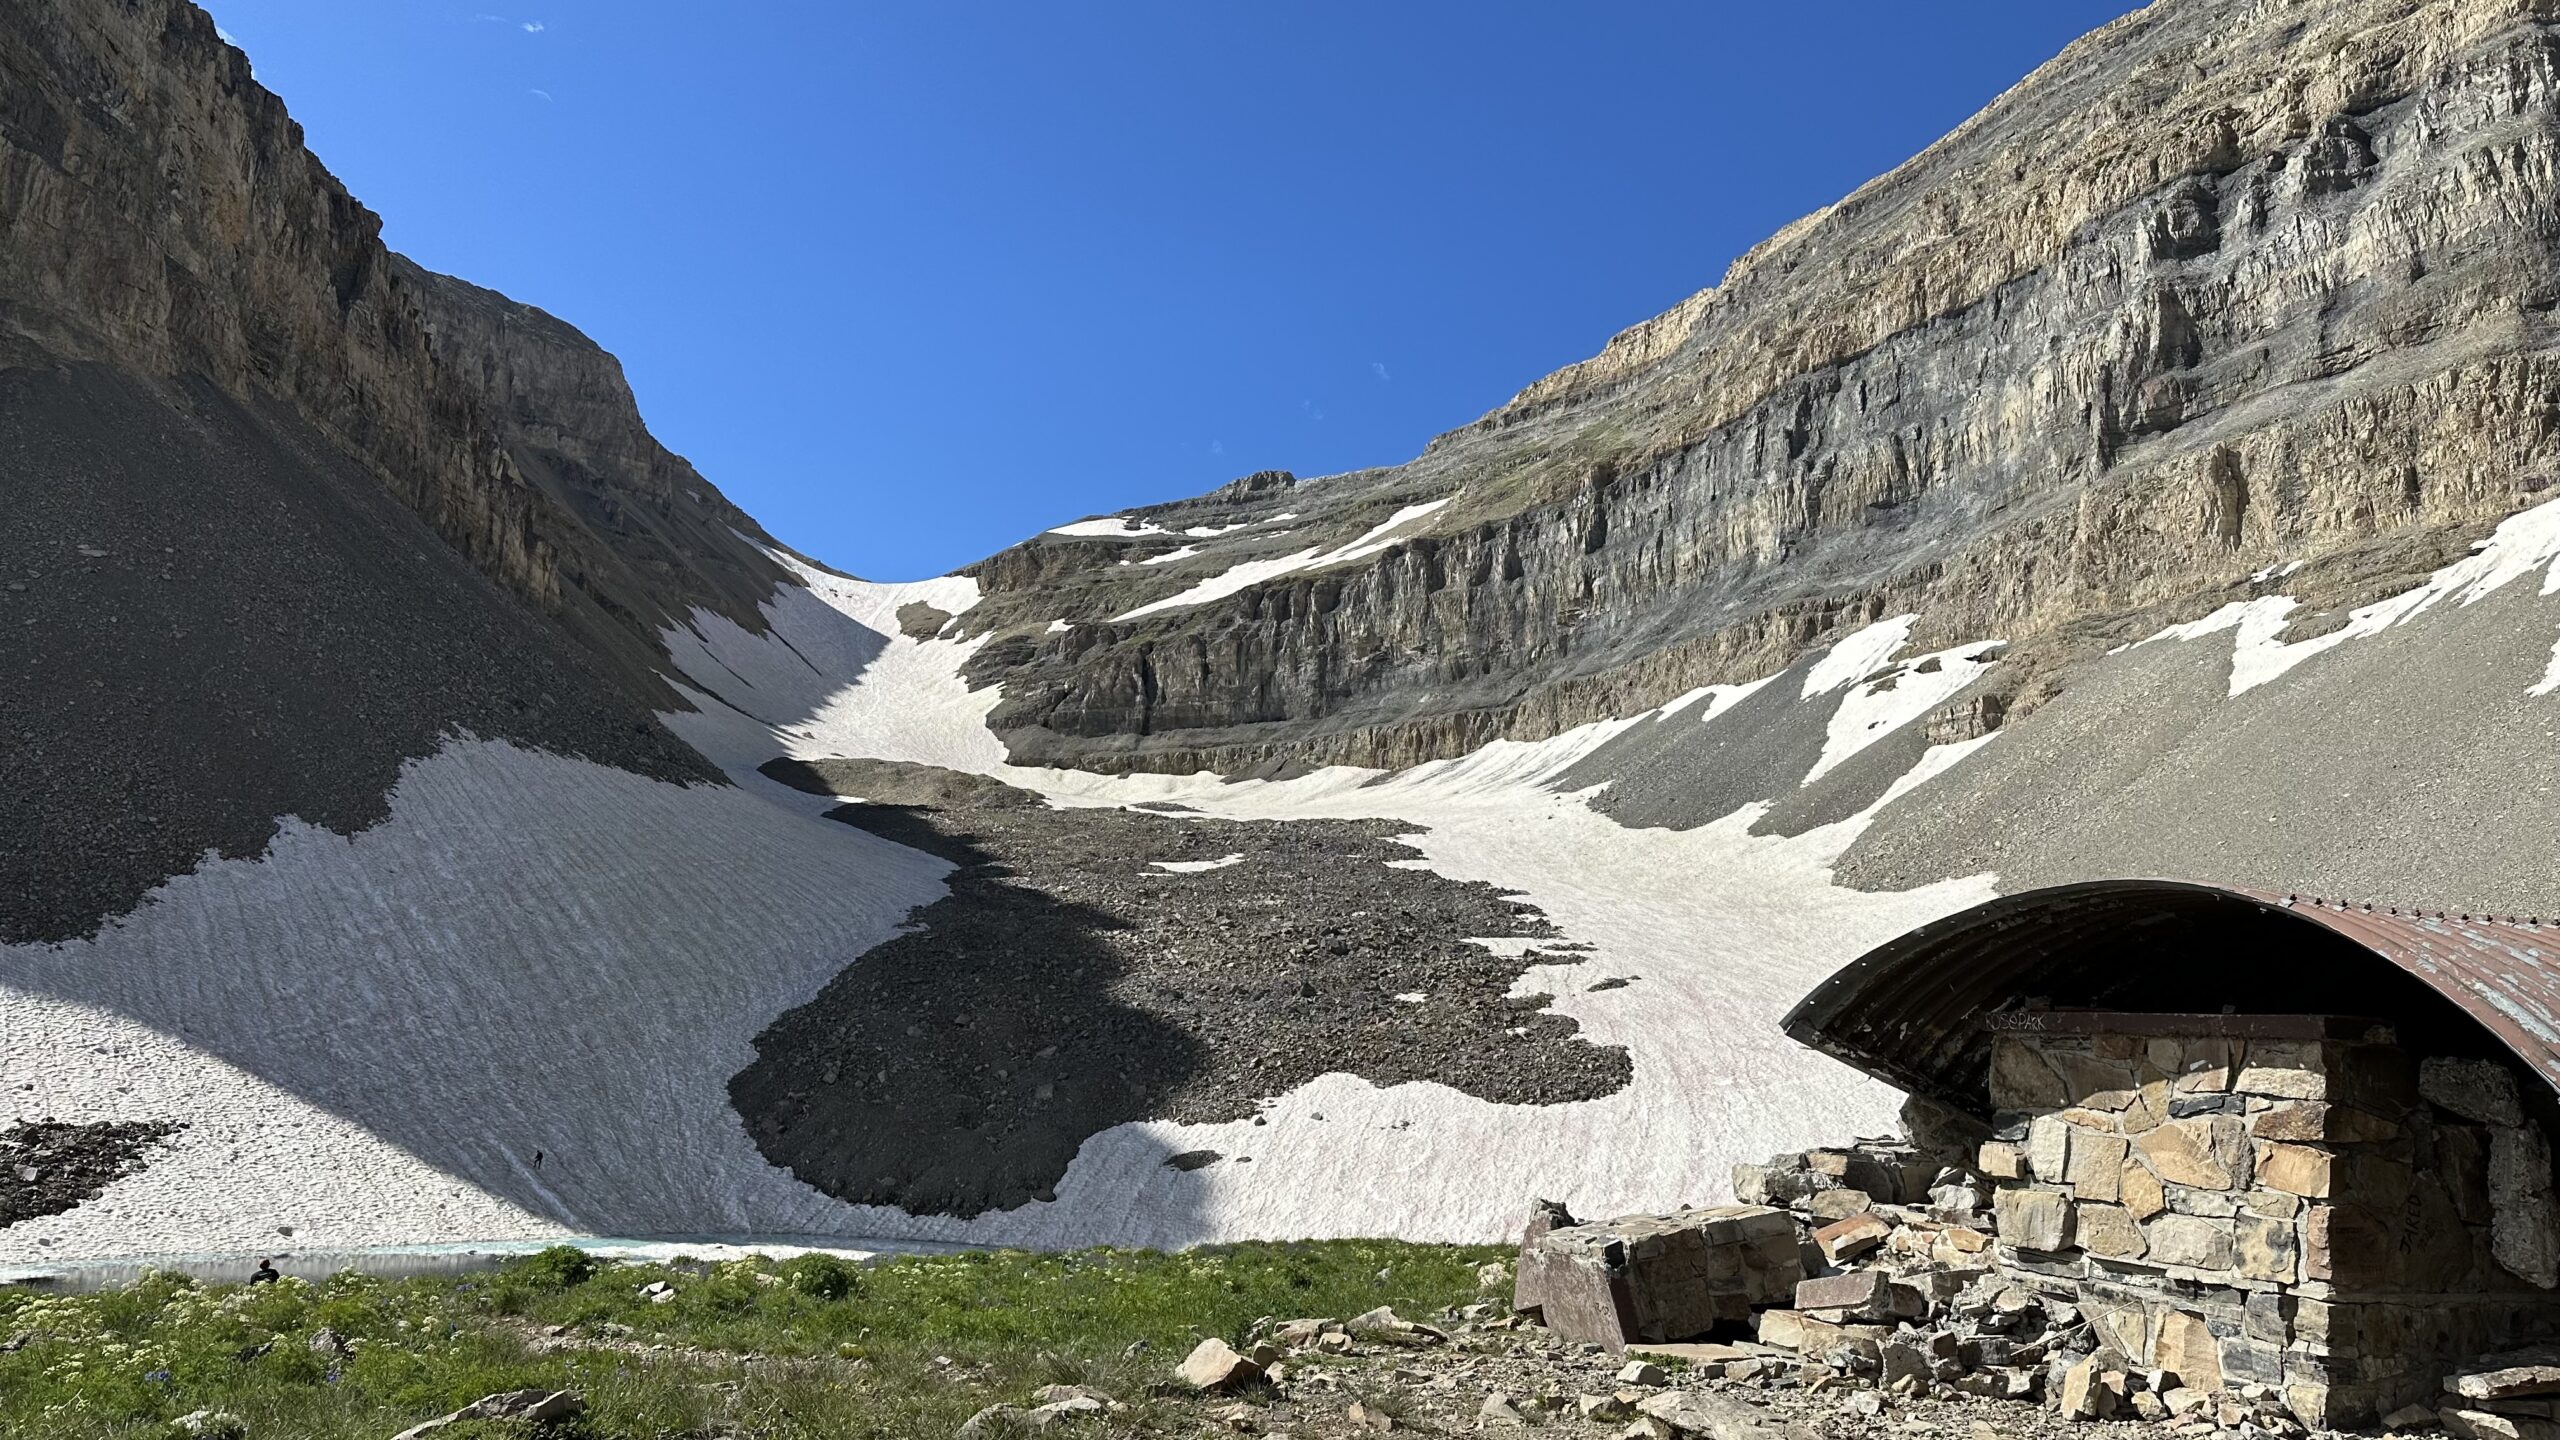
0;532;2001;1262
18;493;2551;1264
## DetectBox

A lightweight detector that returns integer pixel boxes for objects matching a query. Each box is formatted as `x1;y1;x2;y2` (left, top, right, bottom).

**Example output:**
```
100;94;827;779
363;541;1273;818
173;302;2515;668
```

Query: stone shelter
1784;881;2560;1427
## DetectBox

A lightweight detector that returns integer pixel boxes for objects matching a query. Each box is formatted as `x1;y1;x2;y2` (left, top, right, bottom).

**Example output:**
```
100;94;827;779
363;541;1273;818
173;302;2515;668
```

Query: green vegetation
0;1240;1506;1439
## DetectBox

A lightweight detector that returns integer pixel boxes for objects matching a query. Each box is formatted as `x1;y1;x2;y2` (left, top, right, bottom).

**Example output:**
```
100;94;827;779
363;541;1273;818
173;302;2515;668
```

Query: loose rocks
0;1119;181;1228
731;764;1630;1217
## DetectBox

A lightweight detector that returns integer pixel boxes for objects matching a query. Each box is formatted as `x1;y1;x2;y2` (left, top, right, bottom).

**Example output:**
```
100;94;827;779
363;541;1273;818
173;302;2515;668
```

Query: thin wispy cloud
522;20;546;32
1210;440;1225;456
1301;400;1325;422
1371;361;1391;383
529;88;554;101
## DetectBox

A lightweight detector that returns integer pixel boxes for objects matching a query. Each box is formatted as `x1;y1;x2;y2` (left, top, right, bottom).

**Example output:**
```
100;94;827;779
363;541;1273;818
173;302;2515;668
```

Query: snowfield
9;495;2557;1264
2127;494;2560;696
1;742;950;1260
1114;497;1456;620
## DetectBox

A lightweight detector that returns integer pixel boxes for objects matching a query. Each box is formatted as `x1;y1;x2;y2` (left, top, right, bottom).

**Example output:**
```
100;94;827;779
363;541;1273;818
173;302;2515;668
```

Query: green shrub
780;1253;860;1302
514;1245;598;1290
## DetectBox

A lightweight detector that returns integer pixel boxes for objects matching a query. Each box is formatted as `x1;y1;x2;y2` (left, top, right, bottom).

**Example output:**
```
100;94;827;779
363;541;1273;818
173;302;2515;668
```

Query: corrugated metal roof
1783;879;2560;1115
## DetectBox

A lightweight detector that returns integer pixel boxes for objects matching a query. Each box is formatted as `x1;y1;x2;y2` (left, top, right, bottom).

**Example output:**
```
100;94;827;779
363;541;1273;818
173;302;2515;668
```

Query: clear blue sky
204;2;2142;580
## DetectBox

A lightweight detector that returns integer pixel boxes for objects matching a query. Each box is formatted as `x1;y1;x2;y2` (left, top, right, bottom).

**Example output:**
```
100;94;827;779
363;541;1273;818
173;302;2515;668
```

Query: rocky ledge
951;0;2560;779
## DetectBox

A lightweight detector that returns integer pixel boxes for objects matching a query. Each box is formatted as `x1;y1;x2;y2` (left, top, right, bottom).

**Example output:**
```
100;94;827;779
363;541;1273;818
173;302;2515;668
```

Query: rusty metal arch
1783;879;2560;1116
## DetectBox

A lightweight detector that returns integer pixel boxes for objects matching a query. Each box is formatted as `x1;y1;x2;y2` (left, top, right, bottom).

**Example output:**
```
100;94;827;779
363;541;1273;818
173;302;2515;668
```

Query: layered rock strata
961;0;2560;775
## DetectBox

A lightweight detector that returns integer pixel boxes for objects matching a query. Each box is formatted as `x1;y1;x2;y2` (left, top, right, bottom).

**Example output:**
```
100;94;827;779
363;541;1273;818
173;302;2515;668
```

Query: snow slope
629;564;2004;1245
1115;498;1456;621
0;741;951;1260
27;495;2546;1261
2126;495;2560;697
0;538;2001;1260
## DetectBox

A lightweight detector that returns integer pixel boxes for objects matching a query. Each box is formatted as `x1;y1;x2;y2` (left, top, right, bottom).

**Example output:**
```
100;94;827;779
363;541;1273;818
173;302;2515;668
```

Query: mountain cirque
2;0;2558;1266
957;0;2560;781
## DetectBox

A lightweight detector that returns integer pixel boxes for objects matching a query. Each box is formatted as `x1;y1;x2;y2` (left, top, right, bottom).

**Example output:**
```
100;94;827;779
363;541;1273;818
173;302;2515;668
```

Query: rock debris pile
732;761;1631;1218
0;1119;181;1228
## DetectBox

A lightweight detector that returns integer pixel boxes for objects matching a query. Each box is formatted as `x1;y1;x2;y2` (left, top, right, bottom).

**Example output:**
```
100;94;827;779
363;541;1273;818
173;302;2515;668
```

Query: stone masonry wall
1977;1019;2560;1426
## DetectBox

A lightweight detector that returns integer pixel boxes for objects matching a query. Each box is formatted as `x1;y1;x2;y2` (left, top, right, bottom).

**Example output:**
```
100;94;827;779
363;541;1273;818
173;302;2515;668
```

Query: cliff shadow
730;769;1633;1222
730;800;1216;1220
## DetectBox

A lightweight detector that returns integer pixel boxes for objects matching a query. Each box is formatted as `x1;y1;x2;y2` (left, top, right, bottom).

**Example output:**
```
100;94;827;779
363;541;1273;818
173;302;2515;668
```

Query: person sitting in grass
248;1257;280;1285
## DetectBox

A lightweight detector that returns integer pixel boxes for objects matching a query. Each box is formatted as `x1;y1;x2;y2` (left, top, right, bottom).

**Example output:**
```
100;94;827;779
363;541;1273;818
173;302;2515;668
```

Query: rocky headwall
0;0;788;703
967;0;2560;774
0;0;786;942
0;0;561;607
394;261;795;697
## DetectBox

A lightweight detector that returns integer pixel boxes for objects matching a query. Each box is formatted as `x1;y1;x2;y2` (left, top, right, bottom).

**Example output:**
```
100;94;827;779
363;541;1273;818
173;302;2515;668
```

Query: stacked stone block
1979;1015;2560;1426
1514;1205;1804;1348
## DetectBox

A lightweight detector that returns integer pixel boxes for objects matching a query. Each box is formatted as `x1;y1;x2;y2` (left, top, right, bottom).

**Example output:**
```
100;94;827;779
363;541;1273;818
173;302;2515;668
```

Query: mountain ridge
950;0;2560;778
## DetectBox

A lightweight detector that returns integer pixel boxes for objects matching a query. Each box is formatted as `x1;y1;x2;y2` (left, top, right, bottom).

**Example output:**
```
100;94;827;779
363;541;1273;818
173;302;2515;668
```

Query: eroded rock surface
955;0;2560;777
0;0;791;941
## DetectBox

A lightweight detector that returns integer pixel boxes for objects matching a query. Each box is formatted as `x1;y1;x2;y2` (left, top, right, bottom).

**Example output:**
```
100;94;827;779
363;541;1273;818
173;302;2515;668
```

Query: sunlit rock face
957;0;2560;776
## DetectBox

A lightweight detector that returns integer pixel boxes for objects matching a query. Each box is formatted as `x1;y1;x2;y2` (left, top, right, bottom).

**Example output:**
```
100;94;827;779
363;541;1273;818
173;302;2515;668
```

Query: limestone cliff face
393;261;793;695
0;0;556;604
0;0;782;943
0;0;784;694
964;0;2560;773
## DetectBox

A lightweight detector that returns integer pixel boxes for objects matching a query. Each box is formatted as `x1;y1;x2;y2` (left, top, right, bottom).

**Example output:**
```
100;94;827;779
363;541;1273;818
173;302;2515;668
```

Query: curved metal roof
1783;879;2560;1115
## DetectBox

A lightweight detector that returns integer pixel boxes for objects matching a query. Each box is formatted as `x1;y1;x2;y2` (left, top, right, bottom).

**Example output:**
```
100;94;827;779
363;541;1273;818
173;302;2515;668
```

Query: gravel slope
1837;580;2560;914
0;364;715;946
732;765;1629;1219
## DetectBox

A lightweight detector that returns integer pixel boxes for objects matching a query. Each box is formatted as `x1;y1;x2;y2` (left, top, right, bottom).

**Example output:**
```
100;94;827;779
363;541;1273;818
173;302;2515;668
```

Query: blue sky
204;2;2142;580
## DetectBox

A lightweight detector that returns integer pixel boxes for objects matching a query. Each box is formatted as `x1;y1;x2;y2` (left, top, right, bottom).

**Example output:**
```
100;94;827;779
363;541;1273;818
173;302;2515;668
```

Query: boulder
2447;1348;2560;1401
392;1391;584;1440
1805;1188;1876;1221
1517;1206;1801;1347
1636;1390;1799;1440
1027;1395;1107;1430
2444;1409;2560;1440
1792;1268;1892;1316
1345;1400;1397;1432
2422;1058;2527;1127
1812;1212;1892;1264
1176;1337;1263;1392
2057;1359;2113;1421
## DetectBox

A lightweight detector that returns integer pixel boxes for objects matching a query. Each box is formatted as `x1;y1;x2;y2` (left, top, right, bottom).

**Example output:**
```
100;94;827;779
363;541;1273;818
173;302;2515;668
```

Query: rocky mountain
0;0;791;944
3;0;2557;1270
958;0;2560;785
